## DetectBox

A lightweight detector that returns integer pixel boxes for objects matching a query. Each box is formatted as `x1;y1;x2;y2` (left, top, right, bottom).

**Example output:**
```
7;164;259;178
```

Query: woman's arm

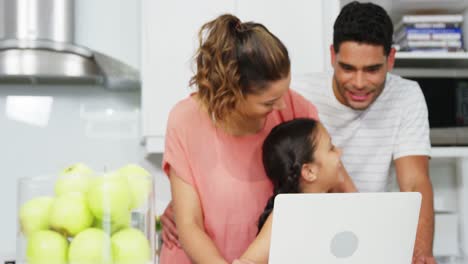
170;168;228;264
237;213;274;264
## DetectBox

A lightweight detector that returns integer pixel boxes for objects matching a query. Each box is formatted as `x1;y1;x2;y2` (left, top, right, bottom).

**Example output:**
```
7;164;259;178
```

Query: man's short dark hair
333;1;393;55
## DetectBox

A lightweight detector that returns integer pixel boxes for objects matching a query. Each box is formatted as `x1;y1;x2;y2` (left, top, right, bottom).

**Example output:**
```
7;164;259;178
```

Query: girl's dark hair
258;118;319;231
333;1;393;55
189;14;290;122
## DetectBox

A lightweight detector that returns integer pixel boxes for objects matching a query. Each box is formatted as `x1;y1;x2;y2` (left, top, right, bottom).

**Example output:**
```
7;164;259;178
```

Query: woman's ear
301;163;318;182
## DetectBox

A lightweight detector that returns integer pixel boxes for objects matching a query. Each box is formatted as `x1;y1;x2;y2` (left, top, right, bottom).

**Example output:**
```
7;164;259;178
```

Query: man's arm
394;155;435;263
170;168;228;264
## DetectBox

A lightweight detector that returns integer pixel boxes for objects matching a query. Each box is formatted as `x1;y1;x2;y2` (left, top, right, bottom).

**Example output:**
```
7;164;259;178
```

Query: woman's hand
160;201;180;249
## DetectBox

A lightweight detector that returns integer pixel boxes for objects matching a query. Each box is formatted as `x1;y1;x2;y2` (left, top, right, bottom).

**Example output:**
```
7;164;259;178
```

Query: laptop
268;192;421;264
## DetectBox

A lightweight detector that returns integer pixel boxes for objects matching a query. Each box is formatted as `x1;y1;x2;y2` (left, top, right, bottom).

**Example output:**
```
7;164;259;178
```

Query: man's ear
301;163;318;182
330;44;336;66
386;47;396;72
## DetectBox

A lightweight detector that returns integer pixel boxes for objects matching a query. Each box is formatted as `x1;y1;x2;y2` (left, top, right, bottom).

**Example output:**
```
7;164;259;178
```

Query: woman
161;14;353;263
234;118;353;264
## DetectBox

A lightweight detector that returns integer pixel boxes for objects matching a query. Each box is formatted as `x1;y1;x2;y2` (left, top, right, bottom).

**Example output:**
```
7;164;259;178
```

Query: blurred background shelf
396;52;468;60
432;147;468;158
393;53;468;77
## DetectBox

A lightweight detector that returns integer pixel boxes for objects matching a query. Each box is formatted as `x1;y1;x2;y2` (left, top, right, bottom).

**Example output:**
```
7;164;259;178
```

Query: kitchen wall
0;84;169;258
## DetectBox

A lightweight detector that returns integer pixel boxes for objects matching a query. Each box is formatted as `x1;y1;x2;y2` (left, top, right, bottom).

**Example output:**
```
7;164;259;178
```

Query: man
292;2;435;263
161;1;435;263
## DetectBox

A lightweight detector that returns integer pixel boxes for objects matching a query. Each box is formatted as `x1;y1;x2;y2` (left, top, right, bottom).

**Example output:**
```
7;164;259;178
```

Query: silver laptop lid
269;192;421;264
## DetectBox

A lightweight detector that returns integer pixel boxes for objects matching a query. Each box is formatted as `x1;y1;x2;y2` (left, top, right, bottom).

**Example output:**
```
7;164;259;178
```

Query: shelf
396;52;468;60
432;147;468;158
144;136;165;154
393;52;468;78
392;68;468;78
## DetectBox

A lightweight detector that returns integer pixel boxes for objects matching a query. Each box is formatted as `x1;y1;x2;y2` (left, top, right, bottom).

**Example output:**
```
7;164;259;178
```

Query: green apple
69;228;113;264
26;230;68;264
19;196;53;236
87;171;131;221
112;228;151;264
94;211;131;234
55;163;94;196
117;164;152;209
49;192;94;237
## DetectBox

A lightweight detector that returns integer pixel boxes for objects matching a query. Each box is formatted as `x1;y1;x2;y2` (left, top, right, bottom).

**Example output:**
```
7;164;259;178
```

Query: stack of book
394;14;464;52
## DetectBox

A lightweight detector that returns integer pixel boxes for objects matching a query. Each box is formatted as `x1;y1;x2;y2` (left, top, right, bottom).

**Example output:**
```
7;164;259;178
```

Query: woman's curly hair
189;14;290;122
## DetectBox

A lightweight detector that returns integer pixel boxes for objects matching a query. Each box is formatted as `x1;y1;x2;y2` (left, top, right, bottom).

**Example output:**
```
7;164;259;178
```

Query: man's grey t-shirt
292;72;431;191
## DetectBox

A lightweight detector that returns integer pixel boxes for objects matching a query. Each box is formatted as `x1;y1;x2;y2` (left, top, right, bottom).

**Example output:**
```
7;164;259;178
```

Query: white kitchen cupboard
389;150;468;260
141;0;334;153
75;0;141;70
430;149;468;261
236;0;327;76
141;0;235;152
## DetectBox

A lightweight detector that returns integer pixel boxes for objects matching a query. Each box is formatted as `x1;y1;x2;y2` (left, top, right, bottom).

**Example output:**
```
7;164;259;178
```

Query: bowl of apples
16;163;155;264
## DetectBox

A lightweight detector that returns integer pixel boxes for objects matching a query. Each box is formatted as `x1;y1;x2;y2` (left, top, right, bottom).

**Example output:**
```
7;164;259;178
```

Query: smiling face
311;124;343;188
331;41;395;110
236;73;291;120
300;124;343;192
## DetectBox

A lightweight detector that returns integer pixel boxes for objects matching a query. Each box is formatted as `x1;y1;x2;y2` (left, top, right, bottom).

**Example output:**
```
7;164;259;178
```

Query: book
400;14;463;24
394;28;463;43
399;39;463;52
395;14;463;32
402;39;462;47
397;22;462;29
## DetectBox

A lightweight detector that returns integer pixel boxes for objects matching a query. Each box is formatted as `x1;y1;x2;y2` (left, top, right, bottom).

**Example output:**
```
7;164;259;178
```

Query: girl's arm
237;213;274;264
170;168;228;264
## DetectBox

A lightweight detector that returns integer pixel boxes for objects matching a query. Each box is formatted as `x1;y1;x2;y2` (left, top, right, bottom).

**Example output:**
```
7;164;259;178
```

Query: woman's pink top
160;90;318;263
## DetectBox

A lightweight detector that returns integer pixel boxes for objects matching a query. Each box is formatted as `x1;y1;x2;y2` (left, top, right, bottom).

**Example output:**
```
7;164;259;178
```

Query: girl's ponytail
257;158;302;231
257;118;319;231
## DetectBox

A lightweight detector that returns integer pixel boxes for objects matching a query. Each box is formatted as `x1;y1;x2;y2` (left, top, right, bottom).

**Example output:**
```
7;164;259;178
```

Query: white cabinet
141;0;331;153
75;0;141;70
236;0;328;76
141;0;235;152
429;149;468;260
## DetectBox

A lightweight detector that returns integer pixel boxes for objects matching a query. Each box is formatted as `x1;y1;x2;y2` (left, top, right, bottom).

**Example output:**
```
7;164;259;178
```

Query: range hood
0;0;139;89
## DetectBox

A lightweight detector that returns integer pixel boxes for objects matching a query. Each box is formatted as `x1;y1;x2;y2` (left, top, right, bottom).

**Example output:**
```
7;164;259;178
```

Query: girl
234;118;354;264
